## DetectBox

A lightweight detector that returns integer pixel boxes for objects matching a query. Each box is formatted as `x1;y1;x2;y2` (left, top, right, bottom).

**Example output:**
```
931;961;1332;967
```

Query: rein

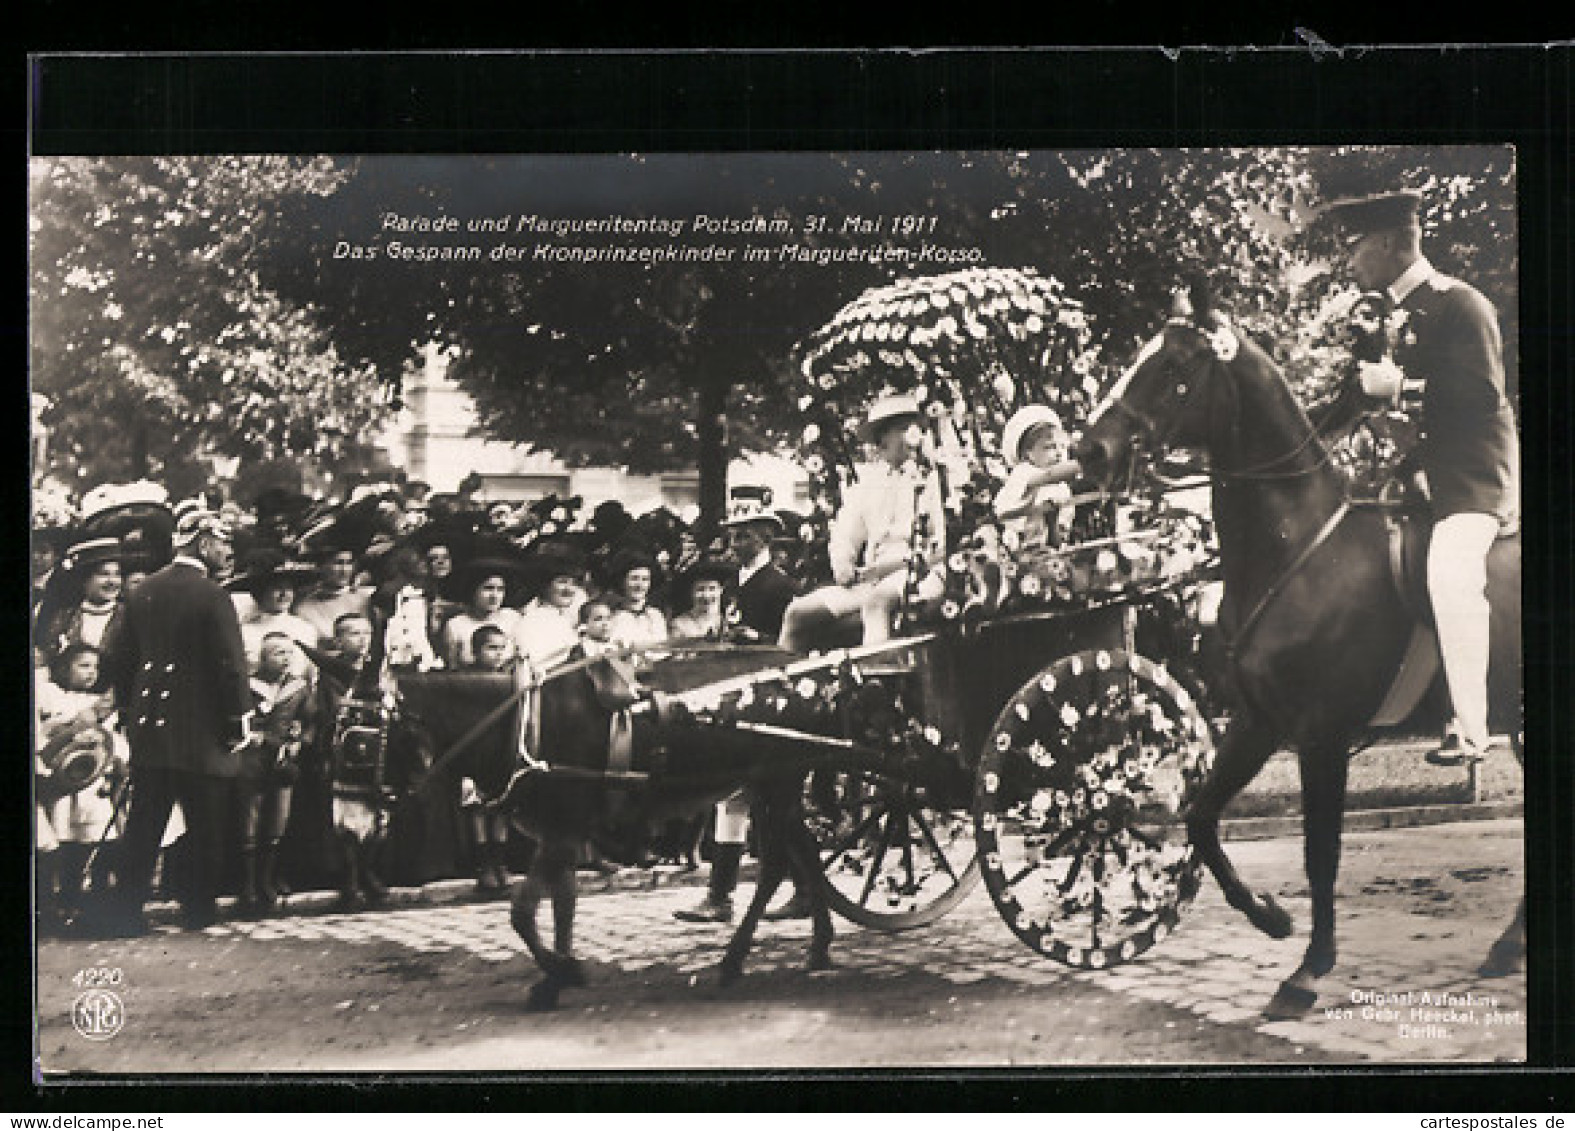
1106;318;1355;705
396;640;665;800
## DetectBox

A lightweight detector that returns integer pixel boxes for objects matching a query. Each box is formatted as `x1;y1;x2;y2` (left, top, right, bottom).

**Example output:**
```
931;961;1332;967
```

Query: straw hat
856;393;925;444
1001;405;1067;467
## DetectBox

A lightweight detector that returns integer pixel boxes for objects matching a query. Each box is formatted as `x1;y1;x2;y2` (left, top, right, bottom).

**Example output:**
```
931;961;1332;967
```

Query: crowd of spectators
32;476;831;933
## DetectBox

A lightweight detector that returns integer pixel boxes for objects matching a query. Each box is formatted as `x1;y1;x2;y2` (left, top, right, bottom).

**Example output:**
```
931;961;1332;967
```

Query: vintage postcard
29;140;1528;1075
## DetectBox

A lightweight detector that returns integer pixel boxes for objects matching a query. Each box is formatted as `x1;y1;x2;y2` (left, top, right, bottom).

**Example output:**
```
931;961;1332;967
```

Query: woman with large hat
514;538;588;669
291;523;374;649
605;544;669;650
33;536;127;678
668;553;737;641
228;549;319;678
779;393;949;651
439;541;529;670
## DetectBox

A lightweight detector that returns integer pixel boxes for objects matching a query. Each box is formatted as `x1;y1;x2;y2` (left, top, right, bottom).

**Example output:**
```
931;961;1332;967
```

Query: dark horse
395;647;837;1011
1075;290;1522;1019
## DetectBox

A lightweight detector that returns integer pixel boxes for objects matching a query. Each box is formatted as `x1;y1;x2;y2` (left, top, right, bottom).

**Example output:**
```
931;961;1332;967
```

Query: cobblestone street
36;818;1526;1073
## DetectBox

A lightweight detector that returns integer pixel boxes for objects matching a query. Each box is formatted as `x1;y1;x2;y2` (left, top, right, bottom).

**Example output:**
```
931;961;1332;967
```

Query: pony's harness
1105;319;1356;695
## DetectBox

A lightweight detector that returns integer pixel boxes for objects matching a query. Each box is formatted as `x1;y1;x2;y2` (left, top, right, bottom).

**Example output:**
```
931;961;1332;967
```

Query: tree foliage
30;156;394;498
35;148;1516;513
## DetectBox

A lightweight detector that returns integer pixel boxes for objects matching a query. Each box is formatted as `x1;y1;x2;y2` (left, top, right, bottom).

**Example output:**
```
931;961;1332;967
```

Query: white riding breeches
1427;511;1500;749
714;790;750;845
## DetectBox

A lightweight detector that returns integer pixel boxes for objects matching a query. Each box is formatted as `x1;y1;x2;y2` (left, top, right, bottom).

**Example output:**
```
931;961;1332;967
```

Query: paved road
36;819;1526;1073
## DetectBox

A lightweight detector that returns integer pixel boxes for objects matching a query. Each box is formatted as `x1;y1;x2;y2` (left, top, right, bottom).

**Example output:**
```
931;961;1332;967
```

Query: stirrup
1424;734;1486;767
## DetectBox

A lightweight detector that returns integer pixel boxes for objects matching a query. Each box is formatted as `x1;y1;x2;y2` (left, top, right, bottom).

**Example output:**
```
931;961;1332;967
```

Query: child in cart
994;405;1077;549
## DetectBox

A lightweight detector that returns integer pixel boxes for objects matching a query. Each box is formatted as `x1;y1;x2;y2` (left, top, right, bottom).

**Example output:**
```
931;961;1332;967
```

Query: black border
16;45;1574;1111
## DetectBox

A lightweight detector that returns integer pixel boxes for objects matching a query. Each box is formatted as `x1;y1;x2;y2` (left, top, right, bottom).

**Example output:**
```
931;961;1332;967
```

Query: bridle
1098;316;1354;705
1100;318;1332;485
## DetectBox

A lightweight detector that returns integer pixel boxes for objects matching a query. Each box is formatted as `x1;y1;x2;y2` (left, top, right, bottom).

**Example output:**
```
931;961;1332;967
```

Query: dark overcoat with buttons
734;563;799;642
102;559;253;778
1393;272;1520;520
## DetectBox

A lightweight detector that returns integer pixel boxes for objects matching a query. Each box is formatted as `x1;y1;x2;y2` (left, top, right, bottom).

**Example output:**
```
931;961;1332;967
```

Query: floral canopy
790;266;1103;507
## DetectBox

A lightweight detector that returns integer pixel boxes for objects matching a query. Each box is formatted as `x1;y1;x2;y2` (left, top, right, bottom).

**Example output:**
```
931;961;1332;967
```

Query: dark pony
1076;286;1522;1018
395;647;834;1012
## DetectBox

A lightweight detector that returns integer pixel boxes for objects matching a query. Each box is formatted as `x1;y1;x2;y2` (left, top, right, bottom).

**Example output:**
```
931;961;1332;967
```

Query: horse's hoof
525;979;562;1013
1248;894;1294;939
1263;981;1318;1020
539;950;586;986
1479;942;1526;979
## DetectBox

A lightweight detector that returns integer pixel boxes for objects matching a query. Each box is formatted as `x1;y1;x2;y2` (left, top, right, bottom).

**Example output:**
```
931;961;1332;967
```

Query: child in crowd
470;623;516;674
315;612;393;910
569;595;644;856
35;643;125;931
575;595;619;657
994;405;1076;549
460;623;516;895
236;632;312;913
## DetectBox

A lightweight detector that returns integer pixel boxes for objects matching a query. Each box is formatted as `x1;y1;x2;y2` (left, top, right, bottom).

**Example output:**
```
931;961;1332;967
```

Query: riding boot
256;841;282;911
237;845;260;914
266;837;292;899
674;843;740;923
475;843;501;894
488;841;511;893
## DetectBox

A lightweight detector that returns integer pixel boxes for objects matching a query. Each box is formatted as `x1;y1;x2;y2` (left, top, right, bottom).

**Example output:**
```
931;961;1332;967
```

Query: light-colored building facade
379;344;808;516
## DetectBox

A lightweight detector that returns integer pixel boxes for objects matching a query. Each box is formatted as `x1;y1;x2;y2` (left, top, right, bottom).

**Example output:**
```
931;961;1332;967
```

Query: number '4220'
72;967;123;988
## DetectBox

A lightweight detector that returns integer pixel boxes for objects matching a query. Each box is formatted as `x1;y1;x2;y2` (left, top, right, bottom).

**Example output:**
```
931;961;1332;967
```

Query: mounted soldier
1318;188;1520;767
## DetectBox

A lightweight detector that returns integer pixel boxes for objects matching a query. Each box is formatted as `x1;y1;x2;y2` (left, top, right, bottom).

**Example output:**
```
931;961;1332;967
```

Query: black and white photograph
26;138;1533;1074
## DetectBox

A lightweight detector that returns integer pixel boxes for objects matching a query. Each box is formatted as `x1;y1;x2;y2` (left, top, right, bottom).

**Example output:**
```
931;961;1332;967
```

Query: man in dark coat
97;510;253;934
674;494;808;925
1323;188;1520;766
724;498;798;643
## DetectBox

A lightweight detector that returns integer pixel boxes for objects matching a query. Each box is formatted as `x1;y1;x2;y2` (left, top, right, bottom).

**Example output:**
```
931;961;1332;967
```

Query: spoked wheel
973;648;1215;969
804;766;981;930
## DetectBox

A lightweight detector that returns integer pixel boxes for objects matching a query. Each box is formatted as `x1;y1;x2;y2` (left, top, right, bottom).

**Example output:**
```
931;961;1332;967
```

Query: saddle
1369;504;1519;727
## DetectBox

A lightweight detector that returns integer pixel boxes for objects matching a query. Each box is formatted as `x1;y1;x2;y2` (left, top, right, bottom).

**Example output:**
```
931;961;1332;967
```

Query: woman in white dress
514;542;587;670
441;556;526;670
606;547;669;651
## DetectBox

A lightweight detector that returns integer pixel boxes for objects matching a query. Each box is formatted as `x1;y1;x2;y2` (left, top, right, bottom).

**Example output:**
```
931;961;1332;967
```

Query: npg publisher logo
70;989;124;1041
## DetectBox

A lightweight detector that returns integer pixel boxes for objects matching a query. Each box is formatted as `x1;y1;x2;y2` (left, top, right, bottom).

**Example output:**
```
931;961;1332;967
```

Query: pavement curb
143;800;1523;928
1219;798;1523;841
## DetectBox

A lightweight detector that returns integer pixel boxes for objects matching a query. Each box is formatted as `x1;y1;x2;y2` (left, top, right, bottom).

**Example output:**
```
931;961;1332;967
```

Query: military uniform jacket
102;559;252;778
734;561;798;641
1392;263;1520;519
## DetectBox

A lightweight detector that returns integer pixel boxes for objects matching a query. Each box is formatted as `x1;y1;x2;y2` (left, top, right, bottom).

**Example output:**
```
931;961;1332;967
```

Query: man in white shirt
780;395;947;651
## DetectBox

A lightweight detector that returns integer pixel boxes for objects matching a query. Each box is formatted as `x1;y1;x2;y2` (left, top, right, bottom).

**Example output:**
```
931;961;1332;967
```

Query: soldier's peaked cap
1316;189;1423;237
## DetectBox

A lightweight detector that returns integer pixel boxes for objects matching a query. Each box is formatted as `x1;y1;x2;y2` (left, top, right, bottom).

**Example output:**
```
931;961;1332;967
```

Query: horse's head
1075;284;1246;490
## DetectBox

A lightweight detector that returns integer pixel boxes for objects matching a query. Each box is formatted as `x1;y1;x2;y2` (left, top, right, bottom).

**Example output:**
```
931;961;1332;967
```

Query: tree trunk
696;376;728;544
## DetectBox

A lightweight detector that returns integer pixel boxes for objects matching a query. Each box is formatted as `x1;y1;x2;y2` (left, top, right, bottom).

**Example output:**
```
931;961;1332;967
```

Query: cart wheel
973;648;1214;968
804;766;981;931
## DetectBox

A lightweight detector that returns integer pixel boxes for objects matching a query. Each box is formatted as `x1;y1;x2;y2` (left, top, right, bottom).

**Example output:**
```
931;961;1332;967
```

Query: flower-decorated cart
642;268;1225;970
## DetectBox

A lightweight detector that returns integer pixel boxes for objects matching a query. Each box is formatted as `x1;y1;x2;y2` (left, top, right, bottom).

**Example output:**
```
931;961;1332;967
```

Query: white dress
609;604;668;649
515;595;584;669
995;462;1074;547
442;607;524;670
35;675;125;849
